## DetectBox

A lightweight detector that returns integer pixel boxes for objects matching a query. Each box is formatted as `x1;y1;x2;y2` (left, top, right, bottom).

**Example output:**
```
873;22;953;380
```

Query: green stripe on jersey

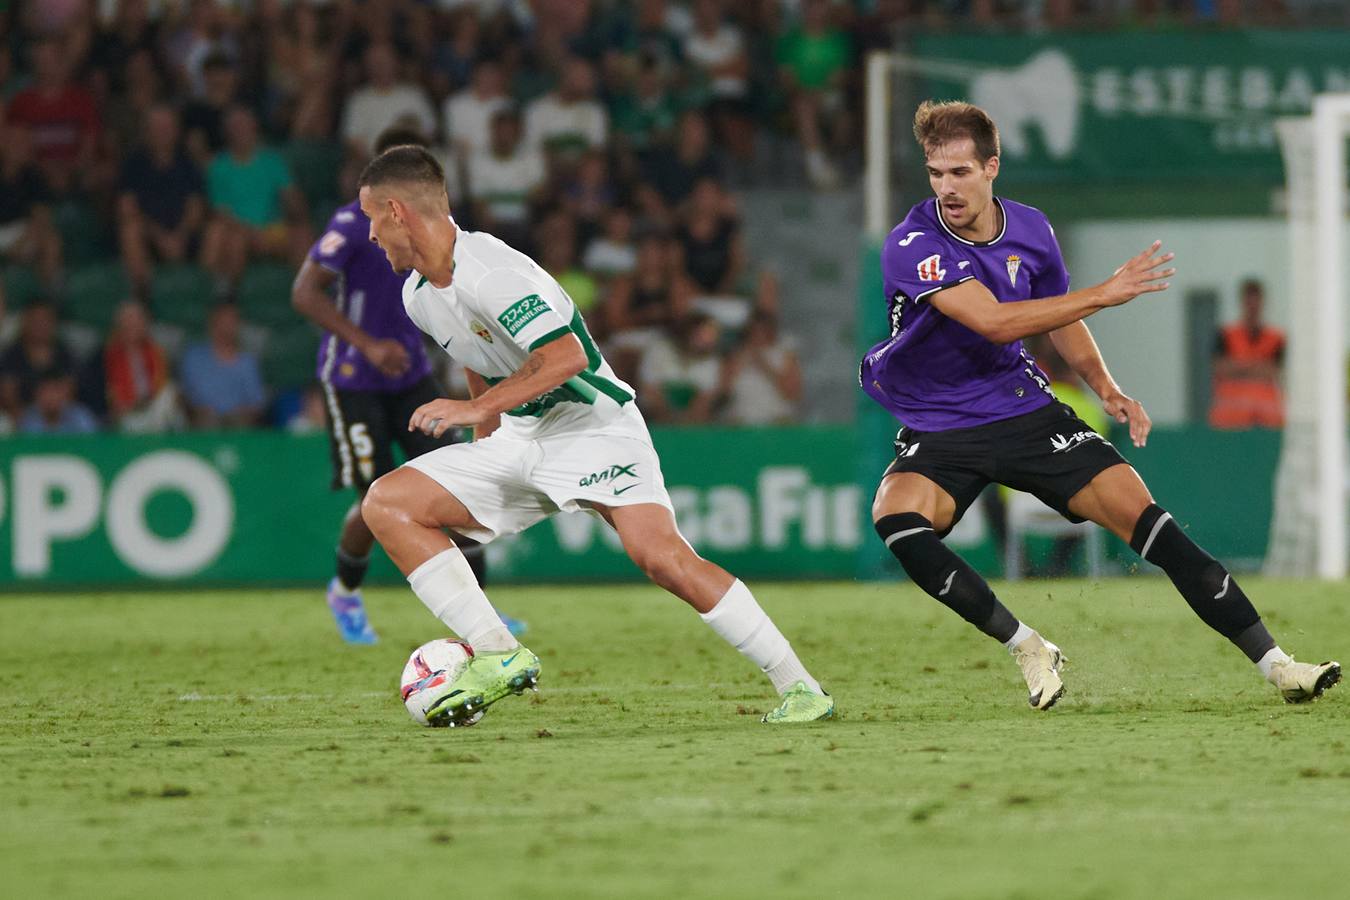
489;309;630;417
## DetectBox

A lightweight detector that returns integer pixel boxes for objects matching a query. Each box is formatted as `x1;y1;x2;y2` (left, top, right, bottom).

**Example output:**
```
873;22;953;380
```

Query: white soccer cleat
1011;634;1066;711
1267;658;1341;704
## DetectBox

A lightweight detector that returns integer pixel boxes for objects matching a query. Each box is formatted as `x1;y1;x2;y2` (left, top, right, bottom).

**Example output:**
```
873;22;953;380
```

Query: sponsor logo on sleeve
898;231;924;247
497;293;552;337
318;230;346;256
335;210;356;223
917;254;946;282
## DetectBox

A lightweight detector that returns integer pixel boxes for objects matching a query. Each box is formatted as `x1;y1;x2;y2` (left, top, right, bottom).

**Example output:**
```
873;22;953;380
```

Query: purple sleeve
881;232;973;304
1033;216;1071;298
308;212;362;274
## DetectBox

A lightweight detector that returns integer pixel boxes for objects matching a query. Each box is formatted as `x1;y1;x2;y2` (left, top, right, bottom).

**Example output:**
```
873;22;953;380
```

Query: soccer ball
400;638;477;727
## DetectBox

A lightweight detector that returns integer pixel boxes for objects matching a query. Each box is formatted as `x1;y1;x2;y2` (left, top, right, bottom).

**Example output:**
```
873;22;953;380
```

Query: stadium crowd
0;0;861;435
0;0;1331;436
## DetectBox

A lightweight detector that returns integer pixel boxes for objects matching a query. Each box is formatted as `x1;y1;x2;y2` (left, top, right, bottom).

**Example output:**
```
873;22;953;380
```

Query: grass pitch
2;578;1348;899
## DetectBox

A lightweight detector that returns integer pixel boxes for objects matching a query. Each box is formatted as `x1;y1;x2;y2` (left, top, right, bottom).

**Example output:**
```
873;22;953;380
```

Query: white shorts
403;403;673;543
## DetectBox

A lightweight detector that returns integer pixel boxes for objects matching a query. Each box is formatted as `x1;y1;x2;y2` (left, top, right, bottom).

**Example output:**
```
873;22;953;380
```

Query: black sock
1130;504;1275;662
461;539;487;588
876;513;1021;643
335;547;370;592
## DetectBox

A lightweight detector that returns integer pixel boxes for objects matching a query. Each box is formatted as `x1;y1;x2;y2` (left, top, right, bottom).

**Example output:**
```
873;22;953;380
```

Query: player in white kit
355;146;834;726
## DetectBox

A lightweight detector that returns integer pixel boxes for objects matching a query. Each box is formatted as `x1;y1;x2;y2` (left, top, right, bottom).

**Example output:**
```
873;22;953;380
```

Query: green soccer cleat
423;645;541;728
761;682;835;724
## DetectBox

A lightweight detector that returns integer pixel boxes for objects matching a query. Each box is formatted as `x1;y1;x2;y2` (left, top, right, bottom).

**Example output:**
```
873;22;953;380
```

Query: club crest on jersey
917;254;945;282
1006;254;1022;286
469;320;494;343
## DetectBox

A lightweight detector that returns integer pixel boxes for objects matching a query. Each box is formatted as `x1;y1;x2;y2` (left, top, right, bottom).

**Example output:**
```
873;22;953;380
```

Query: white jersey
402;226;636;439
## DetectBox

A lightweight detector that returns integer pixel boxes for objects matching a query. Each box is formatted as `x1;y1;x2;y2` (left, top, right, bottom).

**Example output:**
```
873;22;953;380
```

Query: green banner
911;31;1350;181
0;425;1281;587
0;429;862;587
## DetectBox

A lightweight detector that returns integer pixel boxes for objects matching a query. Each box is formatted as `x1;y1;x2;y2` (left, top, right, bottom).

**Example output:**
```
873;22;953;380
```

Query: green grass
3;578;1348;899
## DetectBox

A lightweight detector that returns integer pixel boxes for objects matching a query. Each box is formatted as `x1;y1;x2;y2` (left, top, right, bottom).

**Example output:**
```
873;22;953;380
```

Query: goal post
1267;95;1350;579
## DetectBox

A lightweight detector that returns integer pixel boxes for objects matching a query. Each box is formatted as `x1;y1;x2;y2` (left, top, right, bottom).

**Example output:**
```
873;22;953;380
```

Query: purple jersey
860;197;1067;431
309;200;432;392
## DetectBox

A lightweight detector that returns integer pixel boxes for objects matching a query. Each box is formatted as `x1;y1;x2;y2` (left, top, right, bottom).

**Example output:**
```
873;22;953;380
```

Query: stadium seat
1003;490;1105;581
237;263;300;327
151;263;215;332
55;200;114;265
2;266;45;308
263;321;321;391
64;262;132;330
285;139;343;211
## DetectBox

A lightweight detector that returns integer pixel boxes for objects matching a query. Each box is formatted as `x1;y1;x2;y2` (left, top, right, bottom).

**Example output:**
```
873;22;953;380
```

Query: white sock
1003;621;1035;652
1257;646;1291;679
407;548;517;653
699;580;823;696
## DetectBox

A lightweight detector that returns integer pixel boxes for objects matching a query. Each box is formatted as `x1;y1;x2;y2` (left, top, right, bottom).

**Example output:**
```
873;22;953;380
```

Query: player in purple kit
292;127;511;643
863;101;1340;709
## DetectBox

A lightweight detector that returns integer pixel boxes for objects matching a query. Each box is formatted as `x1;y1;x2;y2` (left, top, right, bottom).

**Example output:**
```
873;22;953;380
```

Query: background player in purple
863;101;1339;709
291;127;506;643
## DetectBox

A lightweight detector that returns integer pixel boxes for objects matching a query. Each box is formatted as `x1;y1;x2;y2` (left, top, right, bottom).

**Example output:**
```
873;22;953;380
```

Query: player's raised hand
1101;240;1175;307
1102;389;1152;448
408;398;491;438
363;338;411;377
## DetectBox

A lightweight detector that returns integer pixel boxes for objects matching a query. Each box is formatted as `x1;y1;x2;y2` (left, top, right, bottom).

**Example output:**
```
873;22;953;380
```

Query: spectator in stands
638;110;723;222
0;300;77;422
673;178;745;296
89;0;163;98
776;0;852;189
18;372;100;435
431;8;483;98
7;36;105;195
720;309;802;425
1209;277;1286;429
605;233;692;383
444;59;511;158
0;283;18;351
524;55;608;167
164;0;241;100
182;52;241;167
178;302;266;428
341;41;437;159
609;53;679;159
536;210;600;316
583;205;639;281
560;149;618;244
117;104;207;295
683;0;753;160
102;48;167;166
264;0;341;140
640;312;725;425
201;105;310;294
0;123;64;293
103;299;183;433
468;107;548;252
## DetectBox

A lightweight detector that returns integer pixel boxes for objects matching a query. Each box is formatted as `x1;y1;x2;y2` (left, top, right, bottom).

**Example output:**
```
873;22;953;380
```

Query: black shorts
324;377;456;491
882;401;1127;535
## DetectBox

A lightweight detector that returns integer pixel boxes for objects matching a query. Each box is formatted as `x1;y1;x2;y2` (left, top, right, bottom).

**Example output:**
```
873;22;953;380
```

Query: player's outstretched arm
292;257;410;376
930;241;1175;345
464;369;501;441
408;335;588;438
1049;320;1152;447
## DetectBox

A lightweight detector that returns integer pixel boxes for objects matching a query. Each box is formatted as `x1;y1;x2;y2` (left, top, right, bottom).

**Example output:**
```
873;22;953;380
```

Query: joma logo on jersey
1050;431;1104;453
498;294;551;337
916;254;945;282
579;463;638;488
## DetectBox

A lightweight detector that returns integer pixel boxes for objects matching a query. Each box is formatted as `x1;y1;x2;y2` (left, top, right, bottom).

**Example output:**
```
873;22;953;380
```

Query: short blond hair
913;100;1000;162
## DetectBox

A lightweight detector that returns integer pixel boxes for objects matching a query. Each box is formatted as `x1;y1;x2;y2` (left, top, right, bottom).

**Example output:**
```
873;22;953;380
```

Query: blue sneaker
327;578;378;644
496;609;528;637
